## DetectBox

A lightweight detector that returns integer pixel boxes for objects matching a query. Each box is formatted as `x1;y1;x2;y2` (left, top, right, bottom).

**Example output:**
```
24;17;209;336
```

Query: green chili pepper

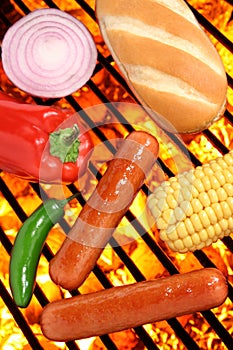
10;192;80;308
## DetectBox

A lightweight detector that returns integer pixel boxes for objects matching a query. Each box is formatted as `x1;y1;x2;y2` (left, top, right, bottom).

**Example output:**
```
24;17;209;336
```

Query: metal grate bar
202;129;231;155
1;175;166;349
185;0;233;54
0;168;202;349
201;310;233;350
0;279;45;350
0;216;123;350
11;0;30;14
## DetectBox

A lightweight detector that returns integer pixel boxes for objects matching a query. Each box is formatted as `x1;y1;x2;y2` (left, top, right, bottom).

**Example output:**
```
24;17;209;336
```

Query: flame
0;0;233;350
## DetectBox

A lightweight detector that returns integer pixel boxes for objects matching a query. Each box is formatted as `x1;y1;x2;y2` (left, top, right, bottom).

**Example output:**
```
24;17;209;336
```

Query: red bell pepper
0;91;93;184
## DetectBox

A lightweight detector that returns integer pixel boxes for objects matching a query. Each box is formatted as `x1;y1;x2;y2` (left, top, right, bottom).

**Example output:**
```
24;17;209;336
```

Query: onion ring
1;8;97;98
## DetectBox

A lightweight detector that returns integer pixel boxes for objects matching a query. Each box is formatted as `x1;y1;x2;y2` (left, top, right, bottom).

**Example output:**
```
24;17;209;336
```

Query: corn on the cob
147;150;233;253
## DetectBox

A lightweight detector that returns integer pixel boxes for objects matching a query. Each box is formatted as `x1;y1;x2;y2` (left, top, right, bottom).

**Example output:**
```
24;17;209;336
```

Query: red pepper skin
0;91;25;103
0;92;93;184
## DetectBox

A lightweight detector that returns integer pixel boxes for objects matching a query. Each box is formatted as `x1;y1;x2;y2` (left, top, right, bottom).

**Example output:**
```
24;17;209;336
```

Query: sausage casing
49;131;159;290
41;268;228;342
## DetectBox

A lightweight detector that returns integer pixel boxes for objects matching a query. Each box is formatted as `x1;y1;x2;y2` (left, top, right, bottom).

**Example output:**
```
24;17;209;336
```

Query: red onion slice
1;8;97;98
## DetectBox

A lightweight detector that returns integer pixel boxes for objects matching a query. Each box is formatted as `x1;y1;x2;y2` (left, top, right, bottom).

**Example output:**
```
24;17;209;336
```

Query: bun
96;0;227;133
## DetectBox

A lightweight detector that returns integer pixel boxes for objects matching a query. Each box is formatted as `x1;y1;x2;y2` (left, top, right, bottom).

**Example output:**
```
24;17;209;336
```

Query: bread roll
96;0;227;134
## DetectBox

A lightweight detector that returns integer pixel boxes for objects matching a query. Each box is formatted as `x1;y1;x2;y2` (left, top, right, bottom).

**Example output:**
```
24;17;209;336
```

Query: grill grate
0;0;233;349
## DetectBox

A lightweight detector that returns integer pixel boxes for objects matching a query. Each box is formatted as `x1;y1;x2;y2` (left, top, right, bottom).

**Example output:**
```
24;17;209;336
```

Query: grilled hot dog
41;268;228;342
49;131;159;290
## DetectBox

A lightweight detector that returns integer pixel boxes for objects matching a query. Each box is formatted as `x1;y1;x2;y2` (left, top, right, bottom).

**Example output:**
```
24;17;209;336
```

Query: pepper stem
58;191;82;207
49;124;81;163
63;124;80;146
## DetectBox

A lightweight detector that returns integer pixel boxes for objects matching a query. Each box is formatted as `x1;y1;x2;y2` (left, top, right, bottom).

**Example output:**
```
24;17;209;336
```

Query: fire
0;0;233;350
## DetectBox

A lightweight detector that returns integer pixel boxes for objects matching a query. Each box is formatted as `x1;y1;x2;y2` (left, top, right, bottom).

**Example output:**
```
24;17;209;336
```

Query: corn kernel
223;183;233;196
193;178;205;192
222;169;233;184
194;166;205;179
159;230;169;241
205;238;214;247
154;189;167;199
198;210;211;228
214;171;226;186
164;186;174;195
190;213;203;232
213;223;222;236
169;177;178;183
220;201;231;219
212;203;224;221
173;207;184;221
208;189;219;204
161;180;173;188
198;192;211;207
191;233;201;245
157;217;168;230
162;208;176;225
228;217;233;230
228;165;233;176
183;235;194;249
166;226;179;241
195;242;206;250
206;225;216;239
223;151;233;166
157;198;169;211
173;189;183;203
147;197;160;219
201;176;211;191
173;239;185;251
176;222;188;238
180;200;193;216
219;218;229;231
202;163;214;176
170;179;180;190
161;181;170;189
216;187;227;201
226;197;233;210
216;157;228;169
209;176;220;190
147;195;157;208
149;206;161;220
191;186;199;198
184;170;195;183
209;161;222;172
181;187;192;201
177;174;190;187
204;207;217;224
166;194;177;209
220;230;231;238
199;229;209;242
191;198;203;213
180;247;189;253
184;218;195;234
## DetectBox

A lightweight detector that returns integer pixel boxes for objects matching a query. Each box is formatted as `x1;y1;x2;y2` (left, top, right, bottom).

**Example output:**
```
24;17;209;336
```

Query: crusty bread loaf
96;0;227;133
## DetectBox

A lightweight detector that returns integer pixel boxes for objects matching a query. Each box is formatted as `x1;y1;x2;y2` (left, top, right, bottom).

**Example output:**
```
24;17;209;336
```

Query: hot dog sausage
40;268;228;342
49;131;159;290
